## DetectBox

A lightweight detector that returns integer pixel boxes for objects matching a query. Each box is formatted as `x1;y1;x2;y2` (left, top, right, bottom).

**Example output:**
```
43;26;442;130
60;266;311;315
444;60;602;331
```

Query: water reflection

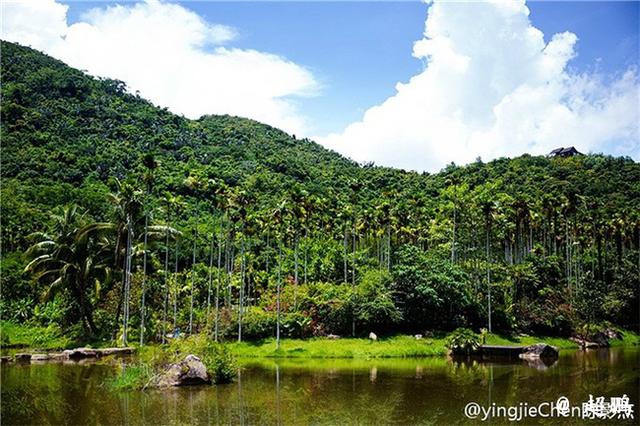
2;348;638;425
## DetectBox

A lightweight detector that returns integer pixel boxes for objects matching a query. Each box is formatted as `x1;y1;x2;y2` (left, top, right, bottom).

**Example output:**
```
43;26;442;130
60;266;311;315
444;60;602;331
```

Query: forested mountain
1;41;638;344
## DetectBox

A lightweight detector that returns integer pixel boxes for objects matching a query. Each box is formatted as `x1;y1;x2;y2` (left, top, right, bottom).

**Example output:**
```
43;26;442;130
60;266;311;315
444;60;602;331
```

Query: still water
1;348;638;425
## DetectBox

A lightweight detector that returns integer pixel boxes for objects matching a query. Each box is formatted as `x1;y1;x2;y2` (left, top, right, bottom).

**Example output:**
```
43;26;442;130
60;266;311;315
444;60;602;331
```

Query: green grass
609;330;640;347
107;365;154;391
483;334;579;349
229;332;638;359
0;321;75;350
228;335;449;359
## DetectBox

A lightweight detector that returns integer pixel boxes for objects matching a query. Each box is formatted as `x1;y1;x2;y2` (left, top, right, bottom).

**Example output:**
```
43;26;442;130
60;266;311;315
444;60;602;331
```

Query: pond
1;347;638;425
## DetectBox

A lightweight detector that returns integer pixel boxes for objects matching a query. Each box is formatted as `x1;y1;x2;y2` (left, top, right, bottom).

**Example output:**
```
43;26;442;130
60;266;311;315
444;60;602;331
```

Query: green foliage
392;246;475;331
2;41;639;343
353;269;401;330
0;321;75;350
205;344;236;384
107;365;153;391
446;328;480;355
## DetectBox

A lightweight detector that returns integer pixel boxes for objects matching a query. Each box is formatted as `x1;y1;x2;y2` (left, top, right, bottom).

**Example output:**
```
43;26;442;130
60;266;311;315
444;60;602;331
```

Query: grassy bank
0;321;77;350
229;331;640;359
3;320;638;360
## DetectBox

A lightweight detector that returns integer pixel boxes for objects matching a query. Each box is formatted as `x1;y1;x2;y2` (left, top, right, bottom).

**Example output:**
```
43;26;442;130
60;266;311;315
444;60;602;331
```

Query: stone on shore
14;353;32;362
100;347;135;356
1;356;13;363
570;333;609;348
326;334;340;340
63;348;99;359
369;332;377;341
155;355;211;387
31;354;50;361
519;343;559;360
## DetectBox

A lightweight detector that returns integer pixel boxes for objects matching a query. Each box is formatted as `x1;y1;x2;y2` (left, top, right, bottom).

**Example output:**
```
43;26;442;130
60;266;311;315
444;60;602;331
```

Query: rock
48;353;66;361
1;356;13;363
326;334;340;340
570;334;609;349
414;334;423;340
63;348;99;359
603;328;621;340
519;343;559;360
14;353;32;362
155;354;211;387
99;347;135;356
369;332;377;341
31;354;50;361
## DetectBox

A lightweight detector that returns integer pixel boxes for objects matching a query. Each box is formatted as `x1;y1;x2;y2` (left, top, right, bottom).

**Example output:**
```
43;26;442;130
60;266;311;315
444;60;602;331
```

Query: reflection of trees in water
2;349;638;425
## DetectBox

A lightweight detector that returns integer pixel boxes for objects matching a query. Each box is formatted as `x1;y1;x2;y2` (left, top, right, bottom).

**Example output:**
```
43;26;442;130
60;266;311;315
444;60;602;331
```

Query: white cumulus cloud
1;0;318;135
318;0;640;172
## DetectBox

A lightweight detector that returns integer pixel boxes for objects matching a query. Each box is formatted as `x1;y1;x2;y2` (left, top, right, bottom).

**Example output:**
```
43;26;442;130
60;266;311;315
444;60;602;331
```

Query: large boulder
155;355;211;387
570;333;610;348
519;344;559;360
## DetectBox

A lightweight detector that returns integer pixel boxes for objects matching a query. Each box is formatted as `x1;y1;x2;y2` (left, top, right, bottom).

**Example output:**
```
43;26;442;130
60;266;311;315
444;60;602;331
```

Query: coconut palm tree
25;205;110;336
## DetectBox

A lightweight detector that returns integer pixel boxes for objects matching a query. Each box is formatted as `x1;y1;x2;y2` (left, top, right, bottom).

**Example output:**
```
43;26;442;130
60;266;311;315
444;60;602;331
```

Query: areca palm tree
139;153;158;346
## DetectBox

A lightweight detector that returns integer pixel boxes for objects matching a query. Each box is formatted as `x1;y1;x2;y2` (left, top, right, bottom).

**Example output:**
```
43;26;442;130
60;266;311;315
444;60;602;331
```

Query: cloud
318;0;640;172
1;0;317;135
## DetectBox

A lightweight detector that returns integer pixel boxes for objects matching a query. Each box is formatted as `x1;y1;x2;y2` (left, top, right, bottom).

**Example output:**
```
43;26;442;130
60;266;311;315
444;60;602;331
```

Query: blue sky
4;0;638;170
62;1;639;136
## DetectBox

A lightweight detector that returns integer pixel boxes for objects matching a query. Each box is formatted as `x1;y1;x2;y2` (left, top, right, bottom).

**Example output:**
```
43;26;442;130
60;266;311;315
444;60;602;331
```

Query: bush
241;307;276;339
446;328;480;355
204;344;236;384
354;269;402;330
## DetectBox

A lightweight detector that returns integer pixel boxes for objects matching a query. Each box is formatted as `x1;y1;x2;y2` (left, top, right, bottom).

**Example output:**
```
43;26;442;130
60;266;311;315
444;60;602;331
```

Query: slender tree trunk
452;204;456;263
387;224;391;271
189;227;197;335
303;227;308;284
352;222;356;337
238;240;245;342
276;244;282;350
214;235;221;341
294;232;299;310
173;238;179;334
486;225;492;334
162;223;169;344
140;212;149;346
123;217;133;346
207;233;214;323
343;225;348;283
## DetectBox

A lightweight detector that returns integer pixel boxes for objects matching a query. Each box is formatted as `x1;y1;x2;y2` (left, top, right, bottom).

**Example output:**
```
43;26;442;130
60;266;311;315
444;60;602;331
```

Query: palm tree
25;205;109;336
139;153;157;346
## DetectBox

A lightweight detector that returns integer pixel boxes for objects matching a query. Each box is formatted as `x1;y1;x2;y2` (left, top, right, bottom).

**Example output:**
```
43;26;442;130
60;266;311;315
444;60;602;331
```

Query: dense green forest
1;41;639;345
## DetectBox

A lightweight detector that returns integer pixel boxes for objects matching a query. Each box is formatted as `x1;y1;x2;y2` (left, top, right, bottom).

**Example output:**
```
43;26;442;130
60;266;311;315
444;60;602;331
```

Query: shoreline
3;321;638;360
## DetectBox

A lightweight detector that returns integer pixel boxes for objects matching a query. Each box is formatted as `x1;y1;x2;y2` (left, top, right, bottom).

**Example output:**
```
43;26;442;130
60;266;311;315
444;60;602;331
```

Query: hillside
1;41;638;342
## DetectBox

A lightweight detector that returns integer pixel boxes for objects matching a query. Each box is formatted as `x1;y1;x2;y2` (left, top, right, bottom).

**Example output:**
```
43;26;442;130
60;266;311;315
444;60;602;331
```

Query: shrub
203;344;236;384
446;328;480;355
